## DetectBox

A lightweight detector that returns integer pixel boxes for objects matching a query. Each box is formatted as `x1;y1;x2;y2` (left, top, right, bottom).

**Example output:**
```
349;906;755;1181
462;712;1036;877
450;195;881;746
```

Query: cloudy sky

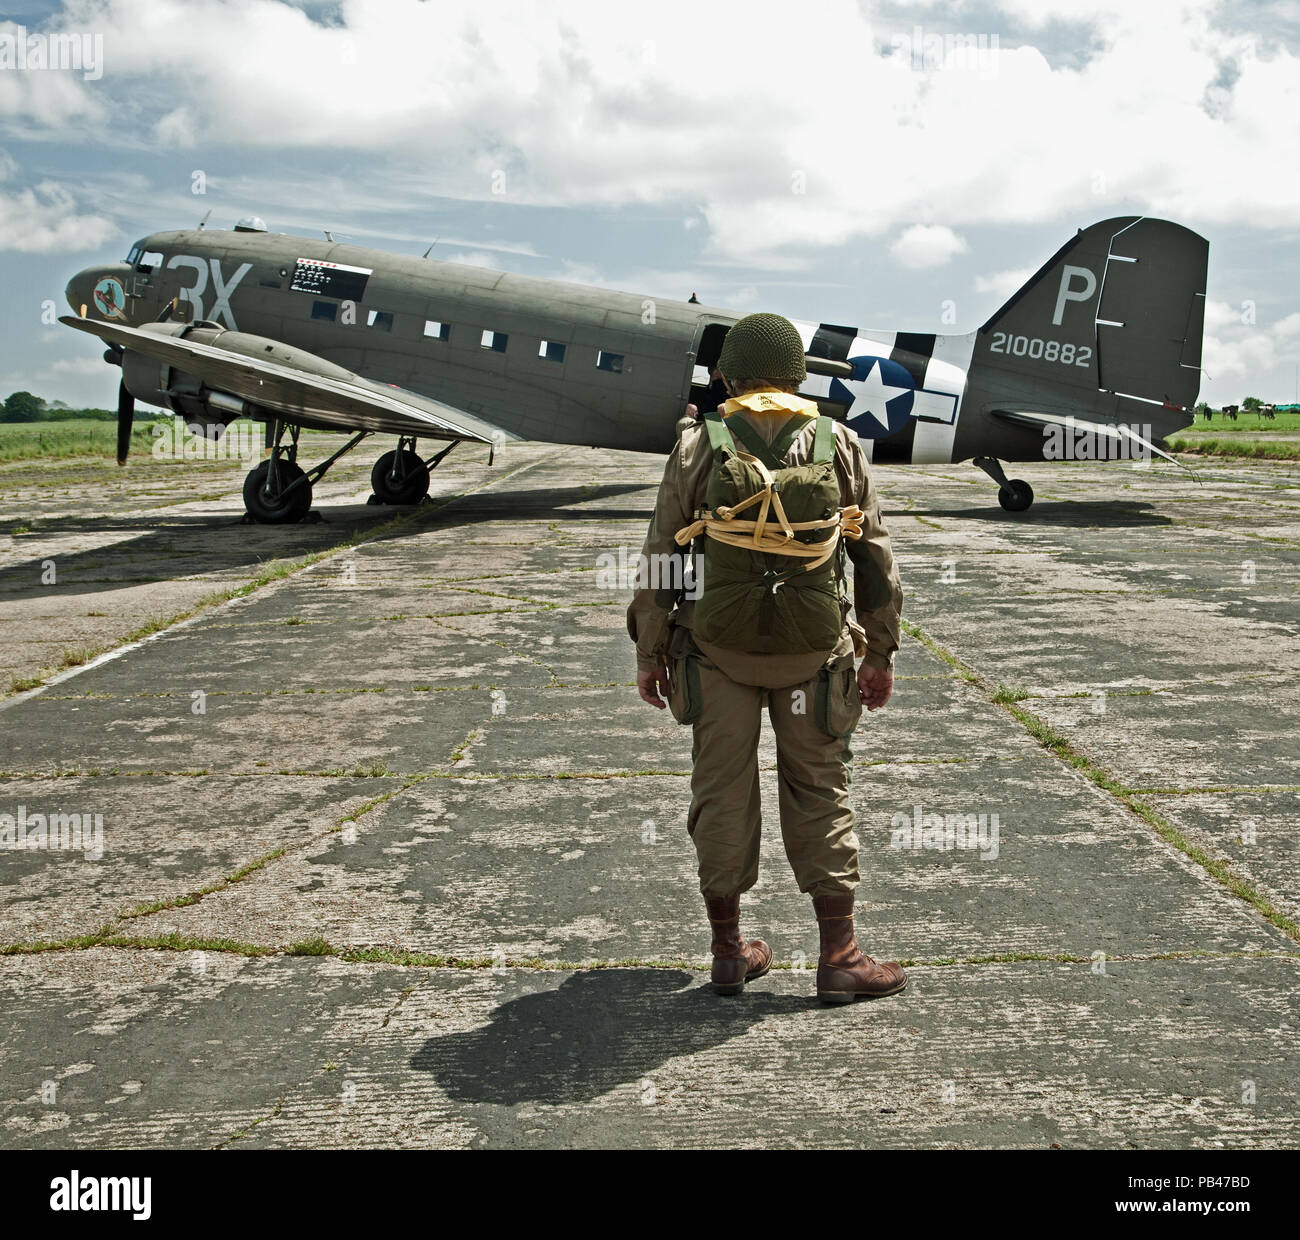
1;0;1297;409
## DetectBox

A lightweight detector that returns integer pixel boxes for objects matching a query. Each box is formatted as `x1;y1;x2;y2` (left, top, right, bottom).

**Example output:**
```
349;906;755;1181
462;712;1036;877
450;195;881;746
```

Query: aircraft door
689;319;732;410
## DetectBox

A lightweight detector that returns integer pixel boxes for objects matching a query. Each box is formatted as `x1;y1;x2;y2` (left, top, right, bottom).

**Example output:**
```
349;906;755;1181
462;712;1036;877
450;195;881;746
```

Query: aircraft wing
990;408;1194;472
60;315;517;445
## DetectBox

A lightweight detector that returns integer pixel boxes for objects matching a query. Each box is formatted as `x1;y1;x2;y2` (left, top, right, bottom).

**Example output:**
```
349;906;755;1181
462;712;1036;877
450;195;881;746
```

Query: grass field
0;416;269;463
0;417;163;463
1165;410;1300;459
1167;436;1300;460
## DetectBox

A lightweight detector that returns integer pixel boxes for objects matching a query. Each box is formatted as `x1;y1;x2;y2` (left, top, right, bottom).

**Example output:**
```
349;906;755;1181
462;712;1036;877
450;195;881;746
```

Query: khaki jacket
626;392;903;685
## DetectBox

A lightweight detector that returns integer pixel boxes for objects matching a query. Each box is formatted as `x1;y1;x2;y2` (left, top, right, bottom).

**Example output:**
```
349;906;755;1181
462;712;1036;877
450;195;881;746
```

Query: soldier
628;312;906;1003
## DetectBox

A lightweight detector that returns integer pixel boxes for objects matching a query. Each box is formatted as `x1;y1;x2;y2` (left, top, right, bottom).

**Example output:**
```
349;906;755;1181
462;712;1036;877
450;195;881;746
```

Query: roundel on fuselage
830;355;915;438
92;276;127;319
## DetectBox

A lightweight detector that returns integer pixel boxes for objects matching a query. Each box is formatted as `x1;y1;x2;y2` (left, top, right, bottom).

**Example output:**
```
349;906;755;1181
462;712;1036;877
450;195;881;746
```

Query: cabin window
367;310;393;331
311;300;337;321
596;350;624;374
481;329;508;352
538;340;566;363
424;320;451;341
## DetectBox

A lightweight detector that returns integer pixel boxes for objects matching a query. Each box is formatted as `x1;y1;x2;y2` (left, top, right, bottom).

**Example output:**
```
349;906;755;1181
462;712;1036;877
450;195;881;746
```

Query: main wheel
243;459;312;523
997;479;1034;512
371;449;430;505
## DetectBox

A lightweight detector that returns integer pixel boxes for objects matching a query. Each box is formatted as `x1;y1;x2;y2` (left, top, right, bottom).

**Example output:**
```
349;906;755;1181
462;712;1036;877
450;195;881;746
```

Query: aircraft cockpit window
539;340;566;363
137;250;164;273
480;330;508;353
125;245;141;266
596;350;624;374
424;320;451;341
367;310;393;331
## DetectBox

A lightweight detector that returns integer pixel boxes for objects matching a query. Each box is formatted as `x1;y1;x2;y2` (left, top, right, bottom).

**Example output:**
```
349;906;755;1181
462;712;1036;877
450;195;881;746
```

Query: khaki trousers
685;653;861;899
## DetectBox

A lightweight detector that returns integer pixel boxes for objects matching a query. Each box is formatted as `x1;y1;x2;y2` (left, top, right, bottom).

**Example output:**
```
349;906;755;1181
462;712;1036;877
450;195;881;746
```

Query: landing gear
368;437;460;505
243;458;312;523
998;479;1034;512
973;456;1034;512
244;422;311;524
371;437;430;505
241;418;370;523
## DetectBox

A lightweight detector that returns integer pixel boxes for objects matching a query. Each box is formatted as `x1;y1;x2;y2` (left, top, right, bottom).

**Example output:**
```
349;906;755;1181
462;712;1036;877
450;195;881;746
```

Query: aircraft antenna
422;238;439;258
197;209;211;230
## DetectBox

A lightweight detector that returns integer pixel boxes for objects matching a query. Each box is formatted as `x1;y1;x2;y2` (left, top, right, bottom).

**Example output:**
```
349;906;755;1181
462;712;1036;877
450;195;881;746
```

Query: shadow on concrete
0;484;655;598
426;482;652;526
900;501;1173;528
410;968;812;1105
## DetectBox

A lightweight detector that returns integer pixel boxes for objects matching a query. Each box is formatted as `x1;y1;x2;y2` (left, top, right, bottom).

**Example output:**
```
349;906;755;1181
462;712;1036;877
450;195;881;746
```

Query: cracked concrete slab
117;754;1292;963
1;687;476;776
0;949;411;1149
0;775;391;945
0;951;1294;1149
1144;789;1300;929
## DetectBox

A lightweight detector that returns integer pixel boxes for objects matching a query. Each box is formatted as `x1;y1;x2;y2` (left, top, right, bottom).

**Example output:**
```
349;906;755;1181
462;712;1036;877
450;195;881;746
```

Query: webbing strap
769;414;813;464
725;414;784;470
702;410;735;456
812;415;835;464
717;412;831;470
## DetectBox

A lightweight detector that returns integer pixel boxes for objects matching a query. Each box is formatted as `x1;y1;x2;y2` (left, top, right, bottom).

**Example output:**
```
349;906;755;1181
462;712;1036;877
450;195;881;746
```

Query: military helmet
717;312;807;384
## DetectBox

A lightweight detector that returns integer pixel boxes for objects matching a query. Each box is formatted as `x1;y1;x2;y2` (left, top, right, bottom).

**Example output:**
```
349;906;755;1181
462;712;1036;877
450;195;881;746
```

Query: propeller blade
116;381;135;466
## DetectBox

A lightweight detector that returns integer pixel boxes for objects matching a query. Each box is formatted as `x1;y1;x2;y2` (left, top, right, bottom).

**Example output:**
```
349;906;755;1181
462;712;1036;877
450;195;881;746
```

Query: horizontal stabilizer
991;408;1196;476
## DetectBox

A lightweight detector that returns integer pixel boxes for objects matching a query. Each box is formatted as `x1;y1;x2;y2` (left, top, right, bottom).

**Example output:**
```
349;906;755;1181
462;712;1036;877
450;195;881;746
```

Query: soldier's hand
638;664;671;709
858;662;893;711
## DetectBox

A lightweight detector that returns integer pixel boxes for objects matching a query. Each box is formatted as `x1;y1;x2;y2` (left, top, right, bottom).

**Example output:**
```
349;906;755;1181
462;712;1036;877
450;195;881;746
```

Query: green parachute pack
678;410;860;655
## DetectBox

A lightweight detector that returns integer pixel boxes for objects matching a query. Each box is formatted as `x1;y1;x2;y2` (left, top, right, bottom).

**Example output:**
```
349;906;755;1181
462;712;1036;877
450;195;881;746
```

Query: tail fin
977;216;1207;411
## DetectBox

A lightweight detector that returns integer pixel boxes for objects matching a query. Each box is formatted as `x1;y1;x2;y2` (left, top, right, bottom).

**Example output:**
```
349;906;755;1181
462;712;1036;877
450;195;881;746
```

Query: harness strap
725;413;786;470
682;410;859;573
702;409;735;456
675;503;865;572
812;414;835;463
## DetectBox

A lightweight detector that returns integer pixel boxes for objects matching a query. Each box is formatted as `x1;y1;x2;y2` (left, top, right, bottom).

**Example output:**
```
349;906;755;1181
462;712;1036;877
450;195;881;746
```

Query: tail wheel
997;480;1034;512
243;459;312;523
371;449;429;505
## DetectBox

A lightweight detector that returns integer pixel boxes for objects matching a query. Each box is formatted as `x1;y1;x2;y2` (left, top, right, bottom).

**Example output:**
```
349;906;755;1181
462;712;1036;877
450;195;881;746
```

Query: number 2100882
989;332;1092;366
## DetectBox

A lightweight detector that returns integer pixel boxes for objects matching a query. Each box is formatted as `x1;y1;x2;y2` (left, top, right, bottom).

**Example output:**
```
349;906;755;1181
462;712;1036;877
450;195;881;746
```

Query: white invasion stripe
924;332;976;426
924;333;976;386
911;419;958;463
847;331;898;357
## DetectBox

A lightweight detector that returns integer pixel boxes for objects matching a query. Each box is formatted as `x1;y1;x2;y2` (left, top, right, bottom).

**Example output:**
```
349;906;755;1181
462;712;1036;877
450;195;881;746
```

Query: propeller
116;380;135;466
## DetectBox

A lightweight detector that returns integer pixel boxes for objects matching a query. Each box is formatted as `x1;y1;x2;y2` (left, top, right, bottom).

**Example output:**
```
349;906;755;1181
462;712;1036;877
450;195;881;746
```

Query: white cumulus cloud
890;224;969;270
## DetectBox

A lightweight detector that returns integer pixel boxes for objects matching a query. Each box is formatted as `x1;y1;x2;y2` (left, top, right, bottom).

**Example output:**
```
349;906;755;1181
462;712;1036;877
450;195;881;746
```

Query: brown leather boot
705;895;772;995
813;893;906;1003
